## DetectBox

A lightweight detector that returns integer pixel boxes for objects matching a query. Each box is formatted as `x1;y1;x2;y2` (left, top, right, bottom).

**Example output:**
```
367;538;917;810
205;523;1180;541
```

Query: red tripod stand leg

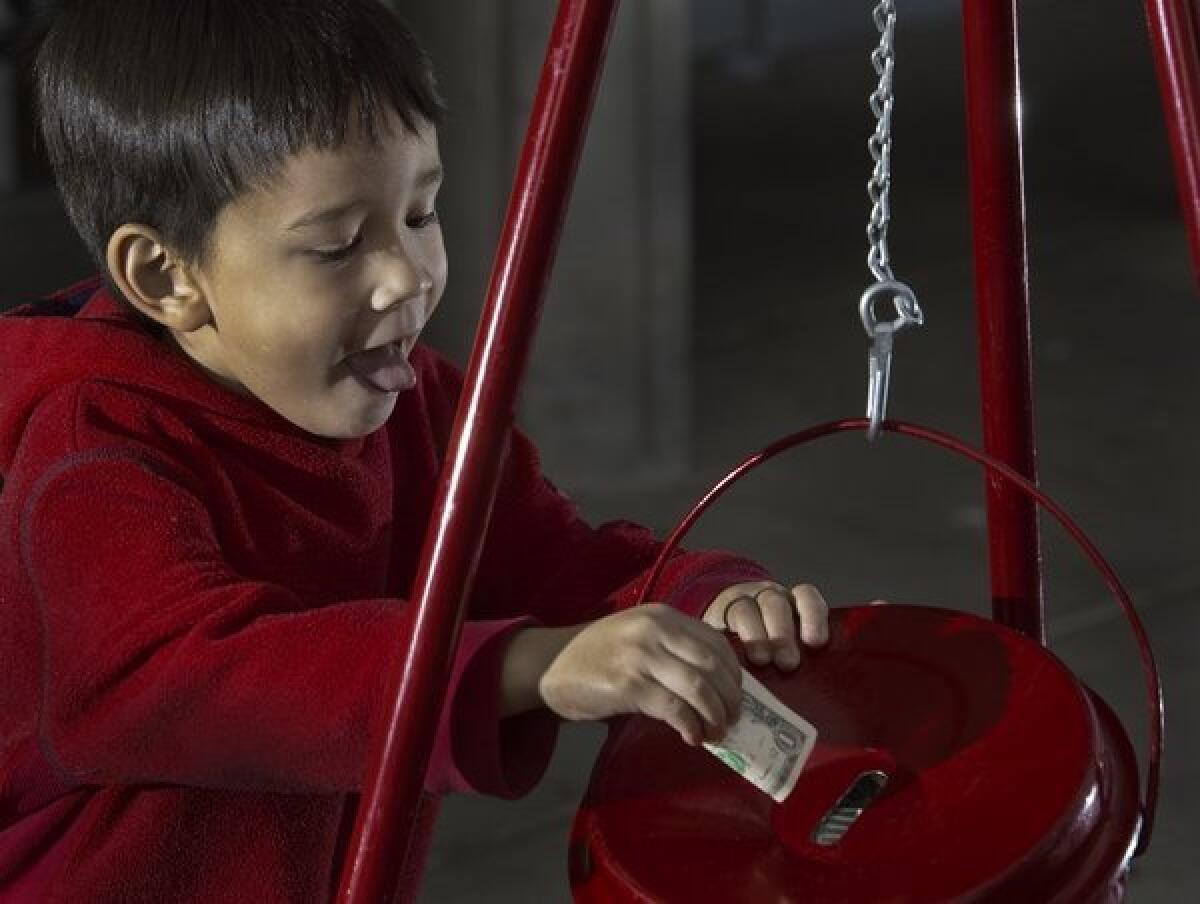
335;2;622;901
962;0;1046;642
1145;0;1200;287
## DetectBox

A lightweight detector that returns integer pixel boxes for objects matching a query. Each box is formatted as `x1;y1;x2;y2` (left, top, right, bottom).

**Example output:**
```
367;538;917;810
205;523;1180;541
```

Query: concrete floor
1;4;1197;902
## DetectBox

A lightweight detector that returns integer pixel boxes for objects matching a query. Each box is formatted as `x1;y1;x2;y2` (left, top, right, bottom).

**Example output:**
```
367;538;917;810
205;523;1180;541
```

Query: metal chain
860;0;924;441
867;0;898;282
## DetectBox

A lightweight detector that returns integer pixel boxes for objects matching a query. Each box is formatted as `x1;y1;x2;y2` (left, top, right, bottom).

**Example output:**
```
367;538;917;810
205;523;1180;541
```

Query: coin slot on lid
811;770;890;847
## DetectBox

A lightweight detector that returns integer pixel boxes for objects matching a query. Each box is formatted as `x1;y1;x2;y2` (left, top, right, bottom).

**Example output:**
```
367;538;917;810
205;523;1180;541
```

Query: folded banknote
702;669;818;803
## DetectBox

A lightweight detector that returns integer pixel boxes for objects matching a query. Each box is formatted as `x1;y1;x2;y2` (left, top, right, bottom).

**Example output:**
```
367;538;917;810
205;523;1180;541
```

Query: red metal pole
335;2;621;901
961;0;1045;642
1145;0;1200;288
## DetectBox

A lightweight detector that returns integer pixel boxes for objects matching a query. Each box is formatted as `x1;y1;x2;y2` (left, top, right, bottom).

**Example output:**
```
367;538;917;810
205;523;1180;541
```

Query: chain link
861;1;924;441
867;0;898;283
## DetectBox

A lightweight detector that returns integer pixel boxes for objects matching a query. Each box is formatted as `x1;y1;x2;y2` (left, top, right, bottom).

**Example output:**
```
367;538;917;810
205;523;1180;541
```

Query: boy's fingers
681;617;743;677
640;682;705;746
792;583;831;647
702;581;774;629
659;628;742;720
646;656;729;741
725;595;771;665
658;622;726;672
756;586;802;670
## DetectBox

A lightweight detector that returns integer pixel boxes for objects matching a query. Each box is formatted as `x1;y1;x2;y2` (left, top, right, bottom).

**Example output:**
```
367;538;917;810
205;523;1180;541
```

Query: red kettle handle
637;418;1163;856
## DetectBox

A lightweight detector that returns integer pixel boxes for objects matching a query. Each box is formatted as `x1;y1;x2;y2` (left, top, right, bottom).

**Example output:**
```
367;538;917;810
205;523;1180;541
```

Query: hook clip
859;280;924;441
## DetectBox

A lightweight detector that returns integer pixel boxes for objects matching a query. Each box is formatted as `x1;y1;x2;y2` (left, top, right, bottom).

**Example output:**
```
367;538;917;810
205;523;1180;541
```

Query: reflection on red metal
961;0;1045;642
1146;0;1200;286
334;2;622;901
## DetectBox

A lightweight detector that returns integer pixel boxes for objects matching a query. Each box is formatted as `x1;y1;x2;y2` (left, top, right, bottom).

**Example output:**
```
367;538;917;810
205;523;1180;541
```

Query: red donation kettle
569;420;1163;904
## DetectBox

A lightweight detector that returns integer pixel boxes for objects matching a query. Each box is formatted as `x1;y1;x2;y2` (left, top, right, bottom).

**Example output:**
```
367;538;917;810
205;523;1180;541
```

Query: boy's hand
538;604;743;747
702;581;830;671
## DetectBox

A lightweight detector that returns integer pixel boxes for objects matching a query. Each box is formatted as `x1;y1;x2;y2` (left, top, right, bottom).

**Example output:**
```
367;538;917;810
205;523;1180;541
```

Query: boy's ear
106;224;212;332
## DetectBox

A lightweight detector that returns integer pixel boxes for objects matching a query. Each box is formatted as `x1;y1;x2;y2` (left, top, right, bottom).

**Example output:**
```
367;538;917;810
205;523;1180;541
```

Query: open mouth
344;340;417;394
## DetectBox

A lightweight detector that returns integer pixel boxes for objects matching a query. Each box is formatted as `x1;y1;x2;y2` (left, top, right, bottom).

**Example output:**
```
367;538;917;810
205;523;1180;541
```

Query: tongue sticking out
345;342;417;394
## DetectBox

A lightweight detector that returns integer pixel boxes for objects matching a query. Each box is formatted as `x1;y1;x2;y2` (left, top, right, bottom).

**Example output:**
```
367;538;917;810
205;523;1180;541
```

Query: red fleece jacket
0;276;768;903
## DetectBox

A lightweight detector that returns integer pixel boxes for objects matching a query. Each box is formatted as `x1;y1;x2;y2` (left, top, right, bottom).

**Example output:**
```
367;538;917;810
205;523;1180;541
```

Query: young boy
0;2;830;901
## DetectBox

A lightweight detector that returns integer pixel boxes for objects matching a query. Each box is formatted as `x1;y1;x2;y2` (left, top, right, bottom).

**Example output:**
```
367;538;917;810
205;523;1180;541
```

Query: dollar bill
702;669;817;803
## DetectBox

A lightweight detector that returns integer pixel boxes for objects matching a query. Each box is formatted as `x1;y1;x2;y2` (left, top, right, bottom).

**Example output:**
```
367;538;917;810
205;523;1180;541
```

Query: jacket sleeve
20;448;552;799
424;355;773;629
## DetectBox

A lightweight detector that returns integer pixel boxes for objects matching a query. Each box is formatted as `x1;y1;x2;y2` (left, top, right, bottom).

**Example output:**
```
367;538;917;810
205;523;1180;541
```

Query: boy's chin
288;393;400;441
332;400;400;439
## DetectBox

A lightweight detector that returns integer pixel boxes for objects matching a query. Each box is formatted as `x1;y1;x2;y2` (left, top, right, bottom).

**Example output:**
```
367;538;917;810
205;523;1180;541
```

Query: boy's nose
370;255;434;313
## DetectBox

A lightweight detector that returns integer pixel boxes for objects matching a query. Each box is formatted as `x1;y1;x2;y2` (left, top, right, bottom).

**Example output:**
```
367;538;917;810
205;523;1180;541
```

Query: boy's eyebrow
416;165;444;188
284;166;444;233
285;201;366;233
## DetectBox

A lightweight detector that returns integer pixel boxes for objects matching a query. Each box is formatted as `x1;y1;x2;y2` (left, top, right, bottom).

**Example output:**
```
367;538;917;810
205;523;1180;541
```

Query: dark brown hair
32;0;444;281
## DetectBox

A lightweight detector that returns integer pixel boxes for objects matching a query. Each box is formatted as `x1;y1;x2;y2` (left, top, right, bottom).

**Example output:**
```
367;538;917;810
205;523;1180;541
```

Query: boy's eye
311;212;438;263
313;232;363;263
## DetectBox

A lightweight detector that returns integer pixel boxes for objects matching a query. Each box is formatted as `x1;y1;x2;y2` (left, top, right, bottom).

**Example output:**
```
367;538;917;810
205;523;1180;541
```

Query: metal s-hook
860;280;923;441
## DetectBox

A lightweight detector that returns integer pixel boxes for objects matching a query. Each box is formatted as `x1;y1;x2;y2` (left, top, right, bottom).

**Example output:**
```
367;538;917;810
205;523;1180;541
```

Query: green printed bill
702;669;818;803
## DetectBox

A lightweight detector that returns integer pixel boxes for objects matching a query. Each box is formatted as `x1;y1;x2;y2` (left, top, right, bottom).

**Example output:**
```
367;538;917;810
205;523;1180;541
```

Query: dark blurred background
2;1;1196;900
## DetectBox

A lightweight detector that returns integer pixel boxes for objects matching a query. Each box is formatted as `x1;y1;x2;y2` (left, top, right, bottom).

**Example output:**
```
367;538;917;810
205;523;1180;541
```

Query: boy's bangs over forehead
34;0;443;270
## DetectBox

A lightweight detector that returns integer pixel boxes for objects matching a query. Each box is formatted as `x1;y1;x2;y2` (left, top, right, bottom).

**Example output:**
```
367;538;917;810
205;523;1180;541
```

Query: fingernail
750;648;769;664
779;649;800;669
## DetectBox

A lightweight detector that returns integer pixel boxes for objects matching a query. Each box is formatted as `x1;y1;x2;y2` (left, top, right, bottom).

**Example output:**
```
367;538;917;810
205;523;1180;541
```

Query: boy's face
177;112;446;439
